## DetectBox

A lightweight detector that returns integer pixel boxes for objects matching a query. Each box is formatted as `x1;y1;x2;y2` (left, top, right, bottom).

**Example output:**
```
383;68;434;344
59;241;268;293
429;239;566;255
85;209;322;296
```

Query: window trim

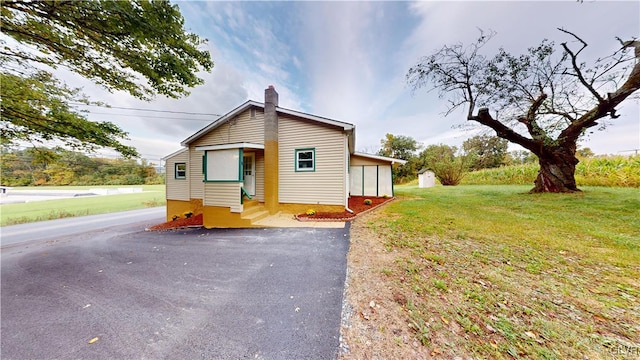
295;148;315;172
175;162;187;179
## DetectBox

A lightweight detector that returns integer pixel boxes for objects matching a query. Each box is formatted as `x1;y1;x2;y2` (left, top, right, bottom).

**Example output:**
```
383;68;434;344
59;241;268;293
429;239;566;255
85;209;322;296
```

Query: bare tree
407;29;639;192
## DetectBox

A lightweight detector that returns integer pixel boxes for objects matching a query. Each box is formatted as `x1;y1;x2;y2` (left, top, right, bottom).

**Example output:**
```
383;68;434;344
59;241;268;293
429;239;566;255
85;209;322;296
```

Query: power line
86;111;215;121
70;102;222;117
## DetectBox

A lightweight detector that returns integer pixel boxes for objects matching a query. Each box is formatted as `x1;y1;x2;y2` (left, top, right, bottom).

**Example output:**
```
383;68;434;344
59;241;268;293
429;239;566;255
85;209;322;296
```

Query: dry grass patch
341;185;639;359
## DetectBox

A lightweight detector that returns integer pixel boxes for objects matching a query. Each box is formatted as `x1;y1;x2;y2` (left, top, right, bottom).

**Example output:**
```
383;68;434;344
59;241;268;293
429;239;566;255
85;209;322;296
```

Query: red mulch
147;196;394;230
148;213;203;230
296;196;394;221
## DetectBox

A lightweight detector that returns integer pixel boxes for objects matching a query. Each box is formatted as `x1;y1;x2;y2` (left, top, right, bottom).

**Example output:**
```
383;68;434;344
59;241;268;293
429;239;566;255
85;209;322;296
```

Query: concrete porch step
241;201;269;224
241;208;270;223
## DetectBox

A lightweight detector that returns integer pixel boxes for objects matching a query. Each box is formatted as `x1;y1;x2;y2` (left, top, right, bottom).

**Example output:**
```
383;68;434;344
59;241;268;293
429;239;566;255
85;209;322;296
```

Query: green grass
373;184;640;358
1;185;166;226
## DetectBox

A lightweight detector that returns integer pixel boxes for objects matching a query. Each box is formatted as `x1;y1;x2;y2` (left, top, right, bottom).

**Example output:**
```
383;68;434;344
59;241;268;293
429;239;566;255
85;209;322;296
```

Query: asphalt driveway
1;225;350;359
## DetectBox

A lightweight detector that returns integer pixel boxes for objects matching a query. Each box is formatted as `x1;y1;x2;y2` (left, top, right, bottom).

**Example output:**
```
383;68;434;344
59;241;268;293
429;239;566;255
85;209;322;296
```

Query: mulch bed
148;213;203;230
147;196;394;230
295;196;394;221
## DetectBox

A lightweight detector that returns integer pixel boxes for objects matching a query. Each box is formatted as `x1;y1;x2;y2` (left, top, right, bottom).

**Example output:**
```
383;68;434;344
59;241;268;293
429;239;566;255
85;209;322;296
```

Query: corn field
462;155;640;187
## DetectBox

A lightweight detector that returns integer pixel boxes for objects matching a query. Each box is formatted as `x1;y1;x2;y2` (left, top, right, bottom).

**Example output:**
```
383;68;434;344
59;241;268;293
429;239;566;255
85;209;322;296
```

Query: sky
60;1;639;164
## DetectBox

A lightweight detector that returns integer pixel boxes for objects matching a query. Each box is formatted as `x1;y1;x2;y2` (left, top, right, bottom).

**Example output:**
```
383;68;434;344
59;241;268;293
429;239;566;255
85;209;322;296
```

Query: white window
175;163;187;179
295;148;315;172
205;149;241;181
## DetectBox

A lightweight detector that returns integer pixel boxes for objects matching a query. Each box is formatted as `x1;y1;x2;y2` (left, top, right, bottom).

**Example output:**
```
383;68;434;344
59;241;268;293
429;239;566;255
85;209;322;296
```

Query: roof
162;147;188;161
352;152;407;165
181;100;355;146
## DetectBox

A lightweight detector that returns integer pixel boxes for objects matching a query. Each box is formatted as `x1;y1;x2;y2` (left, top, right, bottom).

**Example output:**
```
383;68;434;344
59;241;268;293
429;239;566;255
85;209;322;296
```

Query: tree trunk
531;148;580;193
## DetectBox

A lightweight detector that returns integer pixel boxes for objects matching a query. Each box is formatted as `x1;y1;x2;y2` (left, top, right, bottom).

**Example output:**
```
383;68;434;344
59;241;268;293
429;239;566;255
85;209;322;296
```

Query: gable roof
352;152;408;165
181;100;355;147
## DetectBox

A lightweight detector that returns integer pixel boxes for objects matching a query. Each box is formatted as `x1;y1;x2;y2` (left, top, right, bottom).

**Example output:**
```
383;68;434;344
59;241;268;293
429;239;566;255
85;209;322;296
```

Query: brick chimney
264;85;279;214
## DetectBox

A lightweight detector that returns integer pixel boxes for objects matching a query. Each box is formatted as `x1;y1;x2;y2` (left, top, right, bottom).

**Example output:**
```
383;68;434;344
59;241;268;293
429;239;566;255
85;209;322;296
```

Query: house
164;86;406;228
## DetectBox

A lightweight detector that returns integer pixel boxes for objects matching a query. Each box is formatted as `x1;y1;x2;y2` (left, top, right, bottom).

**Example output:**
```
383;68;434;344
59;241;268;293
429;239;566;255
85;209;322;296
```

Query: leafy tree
506;150;538;165
378;133;421;183
419;144;472;186
407;29;640;192
462;135;509;170
576;147;595;158
0;146;159;186
1;0;213;157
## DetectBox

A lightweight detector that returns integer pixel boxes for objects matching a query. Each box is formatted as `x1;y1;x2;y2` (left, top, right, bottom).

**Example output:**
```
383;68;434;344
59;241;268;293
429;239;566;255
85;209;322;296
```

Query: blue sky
65;1;639;163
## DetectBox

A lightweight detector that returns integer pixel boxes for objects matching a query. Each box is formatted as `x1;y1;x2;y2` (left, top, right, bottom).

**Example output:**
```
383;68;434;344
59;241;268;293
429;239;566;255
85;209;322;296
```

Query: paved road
1;207;165;247
1;224;350;359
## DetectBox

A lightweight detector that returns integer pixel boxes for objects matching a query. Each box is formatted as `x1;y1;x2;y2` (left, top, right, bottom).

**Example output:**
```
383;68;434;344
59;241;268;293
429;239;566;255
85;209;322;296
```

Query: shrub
364;199;373;205
183;211;193;218
172;215;180;221
306;209;316;216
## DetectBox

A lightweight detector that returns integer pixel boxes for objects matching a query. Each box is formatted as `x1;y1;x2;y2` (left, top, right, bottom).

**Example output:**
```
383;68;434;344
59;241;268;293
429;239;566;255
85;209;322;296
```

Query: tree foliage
378;133;422;183
407;29;640;192
0;146;163;186
462;135;509;170
1;0;213;157
419;144;471;186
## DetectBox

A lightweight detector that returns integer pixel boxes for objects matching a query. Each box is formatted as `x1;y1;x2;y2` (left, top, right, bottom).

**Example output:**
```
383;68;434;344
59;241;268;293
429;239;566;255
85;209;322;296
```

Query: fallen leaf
490;340;498;348
369;300;376;308
440;316;449;325
524;331;536;339
430;347;442;355
88;337;99;344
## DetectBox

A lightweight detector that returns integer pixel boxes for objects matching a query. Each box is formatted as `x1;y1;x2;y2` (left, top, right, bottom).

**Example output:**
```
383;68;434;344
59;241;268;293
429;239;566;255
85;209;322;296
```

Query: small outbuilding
418;169;436;188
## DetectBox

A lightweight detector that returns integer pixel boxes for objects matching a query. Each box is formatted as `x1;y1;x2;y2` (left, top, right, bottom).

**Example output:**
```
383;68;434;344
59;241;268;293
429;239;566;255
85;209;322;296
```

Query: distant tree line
1;147;163;186
377;133;596;185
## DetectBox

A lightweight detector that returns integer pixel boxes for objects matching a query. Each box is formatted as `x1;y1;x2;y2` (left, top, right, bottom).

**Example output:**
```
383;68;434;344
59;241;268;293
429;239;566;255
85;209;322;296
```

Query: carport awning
195;143;264;151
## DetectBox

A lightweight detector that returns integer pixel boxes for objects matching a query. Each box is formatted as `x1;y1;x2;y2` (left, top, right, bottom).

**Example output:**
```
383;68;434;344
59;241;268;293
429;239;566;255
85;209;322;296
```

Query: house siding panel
165;150;189;201
204;182;243;213
279;115;346;205
189;147;204;199
193;108;264;146
254;150;265;202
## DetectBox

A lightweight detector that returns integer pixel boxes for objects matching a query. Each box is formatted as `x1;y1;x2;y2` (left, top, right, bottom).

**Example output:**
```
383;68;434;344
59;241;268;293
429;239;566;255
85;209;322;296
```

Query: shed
418;169;436;188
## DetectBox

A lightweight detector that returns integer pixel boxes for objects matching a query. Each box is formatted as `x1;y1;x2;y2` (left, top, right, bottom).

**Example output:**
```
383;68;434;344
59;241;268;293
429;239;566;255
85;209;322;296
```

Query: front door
243;153;255;196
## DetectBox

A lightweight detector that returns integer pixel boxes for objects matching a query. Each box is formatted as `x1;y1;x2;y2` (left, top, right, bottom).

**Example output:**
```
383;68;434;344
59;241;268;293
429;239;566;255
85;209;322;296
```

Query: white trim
195;143;265;151
162;147;188;160
352;152;407;165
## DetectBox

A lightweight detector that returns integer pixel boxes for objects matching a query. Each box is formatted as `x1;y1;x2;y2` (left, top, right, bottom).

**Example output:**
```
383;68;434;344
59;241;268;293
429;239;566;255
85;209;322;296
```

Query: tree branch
558;28;605;103
469;108;539;153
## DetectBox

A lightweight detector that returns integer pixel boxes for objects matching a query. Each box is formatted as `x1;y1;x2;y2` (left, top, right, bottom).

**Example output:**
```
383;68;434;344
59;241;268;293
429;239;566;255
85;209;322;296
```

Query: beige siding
254;150;265;202
192;108;264;147
189;147;204;199
279;115;346;205
165;150;190;201
204;182;243;213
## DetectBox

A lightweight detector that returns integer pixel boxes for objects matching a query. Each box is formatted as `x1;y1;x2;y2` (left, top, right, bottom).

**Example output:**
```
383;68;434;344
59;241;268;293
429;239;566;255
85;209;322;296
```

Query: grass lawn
1;185;165;226
342;185;639;359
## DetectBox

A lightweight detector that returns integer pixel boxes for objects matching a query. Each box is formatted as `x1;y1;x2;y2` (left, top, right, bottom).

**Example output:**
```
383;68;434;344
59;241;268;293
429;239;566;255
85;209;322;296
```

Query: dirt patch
340;207;431;359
